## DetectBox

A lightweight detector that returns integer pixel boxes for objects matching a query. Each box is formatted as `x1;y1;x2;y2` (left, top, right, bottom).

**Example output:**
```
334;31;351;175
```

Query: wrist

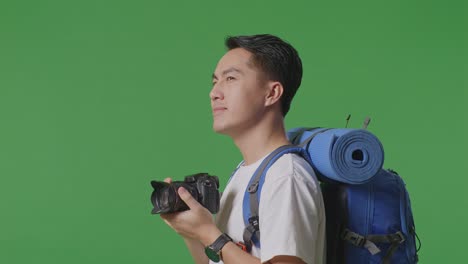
204;233;233;263
199;224;223;246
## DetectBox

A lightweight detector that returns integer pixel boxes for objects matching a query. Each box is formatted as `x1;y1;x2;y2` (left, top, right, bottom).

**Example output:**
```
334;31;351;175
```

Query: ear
264;81;284;107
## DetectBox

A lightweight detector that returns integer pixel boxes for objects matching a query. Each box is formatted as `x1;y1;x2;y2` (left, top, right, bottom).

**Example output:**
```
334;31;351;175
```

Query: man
161;34;326;264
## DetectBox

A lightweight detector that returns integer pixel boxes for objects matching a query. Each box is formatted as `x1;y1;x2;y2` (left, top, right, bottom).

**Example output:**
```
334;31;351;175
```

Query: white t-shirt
210;153;326;264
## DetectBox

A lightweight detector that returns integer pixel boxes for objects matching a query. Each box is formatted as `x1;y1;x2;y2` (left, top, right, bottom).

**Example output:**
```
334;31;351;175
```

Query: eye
226;76;235;81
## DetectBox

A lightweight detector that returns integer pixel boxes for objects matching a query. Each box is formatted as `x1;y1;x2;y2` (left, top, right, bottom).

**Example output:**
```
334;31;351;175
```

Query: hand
160;178;222;245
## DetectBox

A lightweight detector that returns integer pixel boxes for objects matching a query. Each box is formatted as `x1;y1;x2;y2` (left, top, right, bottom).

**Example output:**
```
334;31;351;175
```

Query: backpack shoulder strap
241;145;311;251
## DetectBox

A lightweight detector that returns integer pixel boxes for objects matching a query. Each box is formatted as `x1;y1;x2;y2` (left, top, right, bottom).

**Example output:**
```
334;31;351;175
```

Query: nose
209;83;224;101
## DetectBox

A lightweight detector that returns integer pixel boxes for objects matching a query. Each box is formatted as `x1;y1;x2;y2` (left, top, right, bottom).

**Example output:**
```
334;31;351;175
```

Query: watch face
205;247;220;262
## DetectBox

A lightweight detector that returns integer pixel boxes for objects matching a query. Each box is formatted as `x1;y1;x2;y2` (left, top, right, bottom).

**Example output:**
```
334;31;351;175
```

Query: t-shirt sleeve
258;165;324;264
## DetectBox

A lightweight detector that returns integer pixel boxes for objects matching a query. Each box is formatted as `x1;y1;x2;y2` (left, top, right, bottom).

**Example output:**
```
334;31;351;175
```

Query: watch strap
206;233;232;262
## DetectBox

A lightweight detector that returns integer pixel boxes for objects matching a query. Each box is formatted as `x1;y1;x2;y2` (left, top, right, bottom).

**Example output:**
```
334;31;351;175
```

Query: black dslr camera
150;173;220;214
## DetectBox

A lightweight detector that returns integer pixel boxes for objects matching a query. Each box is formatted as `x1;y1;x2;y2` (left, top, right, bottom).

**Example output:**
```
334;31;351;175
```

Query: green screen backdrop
1;0;466;263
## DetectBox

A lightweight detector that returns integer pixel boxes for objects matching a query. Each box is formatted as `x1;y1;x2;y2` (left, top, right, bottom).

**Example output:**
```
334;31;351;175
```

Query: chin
213;125;227;134
212;122;231;135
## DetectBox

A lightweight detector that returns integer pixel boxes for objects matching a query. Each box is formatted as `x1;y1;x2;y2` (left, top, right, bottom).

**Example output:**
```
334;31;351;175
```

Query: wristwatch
205;233;233;262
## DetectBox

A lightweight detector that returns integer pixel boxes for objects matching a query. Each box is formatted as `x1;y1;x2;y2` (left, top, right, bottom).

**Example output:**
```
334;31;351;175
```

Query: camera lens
161;189;170;208
204;180;212;187
150;181;176;214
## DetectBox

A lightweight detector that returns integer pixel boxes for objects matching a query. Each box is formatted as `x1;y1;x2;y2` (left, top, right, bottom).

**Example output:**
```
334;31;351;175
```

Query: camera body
150;173;220;214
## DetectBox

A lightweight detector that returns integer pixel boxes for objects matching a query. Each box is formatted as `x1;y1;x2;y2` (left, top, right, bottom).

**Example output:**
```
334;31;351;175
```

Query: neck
231;112;290;166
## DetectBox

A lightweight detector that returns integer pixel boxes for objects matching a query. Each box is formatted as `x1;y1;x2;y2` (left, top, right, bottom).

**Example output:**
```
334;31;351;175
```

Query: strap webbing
298;128;332;149
243;145;310;250
368;232;406;264
342;229;406;263
342;229;381;255
289;127;320;145
241;128;332;251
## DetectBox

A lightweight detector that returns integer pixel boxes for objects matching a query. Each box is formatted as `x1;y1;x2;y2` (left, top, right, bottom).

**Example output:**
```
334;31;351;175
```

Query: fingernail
178;187;187;195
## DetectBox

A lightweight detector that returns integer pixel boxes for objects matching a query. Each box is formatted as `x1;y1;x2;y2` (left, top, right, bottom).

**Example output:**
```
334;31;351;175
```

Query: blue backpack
239;127;420;263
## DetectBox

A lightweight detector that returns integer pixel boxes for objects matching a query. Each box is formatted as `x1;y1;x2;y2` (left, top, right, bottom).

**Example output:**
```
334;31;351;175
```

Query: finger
164;178;172;184
178;187;201;210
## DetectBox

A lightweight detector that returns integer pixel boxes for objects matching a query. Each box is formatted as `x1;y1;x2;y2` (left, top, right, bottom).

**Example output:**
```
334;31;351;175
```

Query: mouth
212;107;227;115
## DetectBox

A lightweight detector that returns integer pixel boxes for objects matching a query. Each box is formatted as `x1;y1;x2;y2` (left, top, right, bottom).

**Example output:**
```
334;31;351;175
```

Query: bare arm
197;226;306;264
219;242;306;264
160;178;208;264
183;237;209;264
161;183;307;264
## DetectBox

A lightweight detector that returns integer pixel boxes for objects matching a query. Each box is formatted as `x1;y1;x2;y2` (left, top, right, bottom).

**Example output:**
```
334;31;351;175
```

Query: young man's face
210;48;269;136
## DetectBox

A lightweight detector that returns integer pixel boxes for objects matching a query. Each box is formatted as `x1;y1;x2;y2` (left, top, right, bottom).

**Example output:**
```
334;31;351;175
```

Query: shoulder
265;153;320;192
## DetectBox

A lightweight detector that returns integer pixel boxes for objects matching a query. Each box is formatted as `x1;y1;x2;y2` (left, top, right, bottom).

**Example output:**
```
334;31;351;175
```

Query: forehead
215;48;256;73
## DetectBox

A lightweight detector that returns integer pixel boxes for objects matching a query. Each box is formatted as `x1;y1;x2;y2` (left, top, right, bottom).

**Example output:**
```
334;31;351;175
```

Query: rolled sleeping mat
287;127;384;184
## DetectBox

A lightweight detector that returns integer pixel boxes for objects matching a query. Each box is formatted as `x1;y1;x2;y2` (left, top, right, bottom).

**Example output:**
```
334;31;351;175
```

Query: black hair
225;34;303;116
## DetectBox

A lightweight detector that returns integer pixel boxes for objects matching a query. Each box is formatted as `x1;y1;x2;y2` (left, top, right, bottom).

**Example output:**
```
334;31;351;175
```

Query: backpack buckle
391;231;406;244
236;241;251;252
248;182;259;193
354;236;366;247
248;216;260;230
342;229;366;247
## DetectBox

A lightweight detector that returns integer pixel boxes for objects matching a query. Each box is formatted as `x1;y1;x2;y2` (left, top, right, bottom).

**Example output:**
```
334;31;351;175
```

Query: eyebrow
212;67;243;79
